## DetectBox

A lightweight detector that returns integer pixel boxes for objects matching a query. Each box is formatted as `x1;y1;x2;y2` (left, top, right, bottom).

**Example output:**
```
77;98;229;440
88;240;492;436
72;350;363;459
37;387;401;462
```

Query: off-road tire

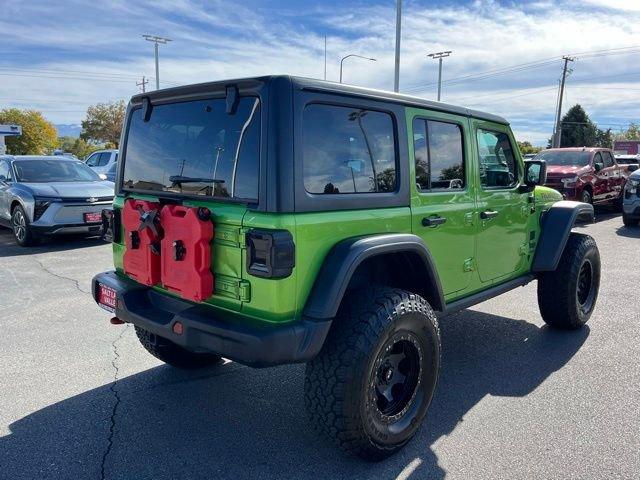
11;205;36;247
135;326;222;369
622;214;638;227
537;233;600;329
304;287;440;461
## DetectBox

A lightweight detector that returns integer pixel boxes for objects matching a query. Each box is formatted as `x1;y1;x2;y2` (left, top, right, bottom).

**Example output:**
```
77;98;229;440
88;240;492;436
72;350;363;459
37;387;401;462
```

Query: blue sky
1;0;639;145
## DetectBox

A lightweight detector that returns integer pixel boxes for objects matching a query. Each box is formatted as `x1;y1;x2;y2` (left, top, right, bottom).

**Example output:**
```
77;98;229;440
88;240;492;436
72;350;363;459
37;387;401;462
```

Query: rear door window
413;119;465;191
122;96;260;201
302;104;397;194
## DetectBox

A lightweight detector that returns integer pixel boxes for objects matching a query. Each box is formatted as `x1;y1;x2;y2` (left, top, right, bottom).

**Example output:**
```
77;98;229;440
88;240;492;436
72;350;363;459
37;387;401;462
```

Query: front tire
135;326;222;369
579;189;592;205
12;205;36;246
537;233;600;329
304;287;440;461
622;214;638;227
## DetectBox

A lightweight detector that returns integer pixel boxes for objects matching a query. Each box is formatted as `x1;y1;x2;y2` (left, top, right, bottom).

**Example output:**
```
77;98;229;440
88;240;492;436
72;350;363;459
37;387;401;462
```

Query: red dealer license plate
97;283;117;312
84;212;102;223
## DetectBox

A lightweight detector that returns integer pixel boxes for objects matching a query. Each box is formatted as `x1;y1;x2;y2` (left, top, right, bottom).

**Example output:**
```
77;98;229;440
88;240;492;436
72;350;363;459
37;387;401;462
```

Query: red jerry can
122;199;162;286
160;205;214;302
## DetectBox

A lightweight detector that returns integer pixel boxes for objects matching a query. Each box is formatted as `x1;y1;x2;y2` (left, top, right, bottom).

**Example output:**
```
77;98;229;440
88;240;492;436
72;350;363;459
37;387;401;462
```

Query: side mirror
524;160;547;187
627;164;639;173
594;162;603;172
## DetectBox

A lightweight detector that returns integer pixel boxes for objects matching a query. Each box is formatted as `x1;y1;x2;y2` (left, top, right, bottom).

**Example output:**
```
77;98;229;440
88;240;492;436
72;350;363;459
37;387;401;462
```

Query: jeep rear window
122;96;260;201
302;104;397;194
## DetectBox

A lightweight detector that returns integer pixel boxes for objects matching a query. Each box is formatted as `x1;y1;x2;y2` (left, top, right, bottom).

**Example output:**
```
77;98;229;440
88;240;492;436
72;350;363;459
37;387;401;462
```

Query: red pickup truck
536;147;630;206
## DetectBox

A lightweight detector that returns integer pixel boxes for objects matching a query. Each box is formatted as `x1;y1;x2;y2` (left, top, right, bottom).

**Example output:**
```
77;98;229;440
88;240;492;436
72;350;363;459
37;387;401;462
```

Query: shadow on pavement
615;225;640;238
0;227;105;257
1;311;589;480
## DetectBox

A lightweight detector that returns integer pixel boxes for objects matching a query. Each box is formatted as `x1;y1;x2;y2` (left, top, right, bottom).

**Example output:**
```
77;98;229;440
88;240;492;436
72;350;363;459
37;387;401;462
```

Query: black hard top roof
132;75;509;125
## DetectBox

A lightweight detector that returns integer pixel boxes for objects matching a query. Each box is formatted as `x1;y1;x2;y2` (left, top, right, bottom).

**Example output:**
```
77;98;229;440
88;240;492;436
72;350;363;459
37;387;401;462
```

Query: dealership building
614;140;640;155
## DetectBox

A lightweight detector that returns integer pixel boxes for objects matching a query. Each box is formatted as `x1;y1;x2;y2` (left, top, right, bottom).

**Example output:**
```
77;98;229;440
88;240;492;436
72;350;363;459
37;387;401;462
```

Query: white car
85;149;118;174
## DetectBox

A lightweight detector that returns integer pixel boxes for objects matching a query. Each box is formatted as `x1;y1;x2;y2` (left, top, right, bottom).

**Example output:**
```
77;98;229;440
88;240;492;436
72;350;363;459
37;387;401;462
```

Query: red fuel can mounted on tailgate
122;199;162;286
160;205;214;302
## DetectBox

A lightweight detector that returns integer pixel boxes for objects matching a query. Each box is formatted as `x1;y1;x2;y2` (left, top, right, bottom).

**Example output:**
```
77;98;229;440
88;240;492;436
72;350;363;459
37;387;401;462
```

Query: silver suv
623;167;640;227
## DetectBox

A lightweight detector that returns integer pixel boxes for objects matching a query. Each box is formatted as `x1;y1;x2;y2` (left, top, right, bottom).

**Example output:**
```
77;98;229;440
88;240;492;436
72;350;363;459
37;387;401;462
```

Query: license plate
84;212;102;223
97;283;117;312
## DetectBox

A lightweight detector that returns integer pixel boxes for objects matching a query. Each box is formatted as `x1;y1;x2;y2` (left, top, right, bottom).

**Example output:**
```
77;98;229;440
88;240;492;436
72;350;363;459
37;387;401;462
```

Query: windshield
536;150;591;166
122;96;260;201
14;160;101;182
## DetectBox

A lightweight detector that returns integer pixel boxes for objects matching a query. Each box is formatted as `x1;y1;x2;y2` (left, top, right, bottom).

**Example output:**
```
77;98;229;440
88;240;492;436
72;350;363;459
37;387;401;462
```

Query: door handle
422;216;447;227
480;210;499;220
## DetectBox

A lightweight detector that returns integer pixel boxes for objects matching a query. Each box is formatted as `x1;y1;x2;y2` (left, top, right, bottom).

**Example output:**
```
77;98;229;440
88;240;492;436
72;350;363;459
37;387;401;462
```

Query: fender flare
303;233;445;320
532;200;594;272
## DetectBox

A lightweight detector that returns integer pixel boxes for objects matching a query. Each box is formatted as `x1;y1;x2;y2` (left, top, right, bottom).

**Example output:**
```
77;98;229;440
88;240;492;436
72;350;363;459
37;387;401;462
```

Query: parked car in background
0;156;114;246
536;147;629;206
614;154;640;170
84;149;118;174
104;161;117;183
622;168;640;227
52;150;79;160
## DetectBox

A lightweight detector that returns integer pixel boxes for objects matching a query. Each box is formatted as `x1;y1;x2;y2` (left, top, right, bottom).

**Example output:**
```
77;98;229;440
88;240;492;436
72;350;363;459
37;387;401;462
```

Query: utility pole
553;55;574;148
427;51;452;101
394;0;402;92
142;35;172;90
136;76;148;93
324;35;327;80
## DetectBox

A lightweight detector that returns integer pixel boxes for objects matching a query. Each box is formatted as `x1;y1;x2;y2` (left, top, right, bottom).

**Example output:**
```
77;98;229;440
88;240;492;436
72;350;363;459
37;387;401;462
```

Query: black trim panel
303;234;445;319
532;200;594;272
92;271;331;367
443;274;535;315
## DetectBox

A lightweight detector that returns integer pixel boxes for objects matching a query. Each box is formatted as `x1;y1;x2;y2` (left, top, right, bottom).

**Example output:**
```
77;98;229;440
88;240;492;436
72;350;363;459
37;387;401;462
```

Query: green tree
57;136;101;159
80;100;126;148
549;104;613;148
614;122;640;141
517;141;541;155
0;108;57;154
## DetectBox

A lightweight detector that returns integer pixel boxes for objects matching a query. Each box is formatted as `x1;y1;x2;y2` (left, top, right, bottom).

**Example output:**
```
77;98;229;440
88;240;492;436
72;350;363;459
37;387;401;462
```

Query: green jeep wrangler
93;76;600;460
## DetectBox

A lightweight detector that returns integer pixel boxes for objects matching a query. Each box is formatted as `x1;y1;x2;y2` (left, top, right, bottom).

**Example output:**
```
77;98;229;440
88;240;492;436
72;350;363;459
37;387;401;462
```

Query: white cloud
1;0;639;145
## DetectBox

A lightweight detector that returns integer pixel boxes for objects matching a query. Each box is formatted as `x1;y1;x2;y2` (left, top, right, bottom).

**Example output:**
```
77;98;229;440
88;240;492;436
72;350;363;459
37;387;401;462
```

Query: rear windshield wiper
169;175;225;185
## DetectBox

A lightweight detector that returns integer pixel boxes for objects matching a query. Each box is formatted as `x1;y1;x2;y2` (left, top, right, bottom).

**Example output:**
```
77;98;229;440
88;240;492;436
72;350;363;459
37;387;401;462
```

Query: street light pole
427;51;452;101
142;35;172;90
394;0;402;92
339;54;377;83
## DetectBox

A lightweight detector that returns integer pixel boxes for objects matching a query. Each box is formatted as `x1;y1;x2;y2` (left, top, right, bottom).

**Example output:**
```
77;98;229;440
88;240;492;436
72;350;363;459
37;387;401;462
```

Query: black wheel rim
371;333;423;420
576;259;595;313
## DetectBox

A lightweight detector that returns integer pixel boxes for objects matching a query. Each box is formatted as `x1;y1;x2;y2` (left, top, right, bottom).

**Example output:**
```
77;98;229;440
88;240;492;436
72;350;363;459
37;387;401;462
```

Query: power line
403;44;640;93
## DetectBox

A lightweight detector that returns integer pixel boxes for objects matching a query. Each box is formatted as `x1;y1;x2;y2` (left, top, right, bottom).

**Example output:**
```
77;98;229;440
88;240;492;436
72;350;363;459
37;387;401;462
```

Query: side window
303;104;397;194
98;152;111;166
476;129;518;189
594;152;603;168
85;153;100;166
0;161;11;180
602;151;614;167
413;118;465;191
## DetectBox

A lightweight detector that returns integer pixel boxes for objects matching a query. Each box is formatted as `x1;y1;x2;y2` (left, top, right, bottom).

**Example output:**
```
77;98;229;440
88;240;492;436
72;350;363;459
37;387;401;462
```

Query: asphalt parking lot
0;212;639;480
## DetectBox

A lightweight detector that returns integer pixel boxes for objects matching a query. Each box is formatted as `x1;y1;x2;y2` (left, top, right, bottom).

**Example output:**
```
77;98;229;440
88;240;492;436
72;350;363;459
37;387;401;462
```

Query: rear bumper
623;203;640;218
91;271;332;368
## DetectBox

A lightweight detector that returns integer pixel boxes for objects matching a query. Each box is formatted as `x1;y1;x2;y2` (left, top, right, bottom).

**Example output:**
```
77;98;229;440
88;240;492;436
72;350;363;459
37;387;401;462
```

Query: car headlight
33;197;62;220
561;176;578;187
626;179;639;194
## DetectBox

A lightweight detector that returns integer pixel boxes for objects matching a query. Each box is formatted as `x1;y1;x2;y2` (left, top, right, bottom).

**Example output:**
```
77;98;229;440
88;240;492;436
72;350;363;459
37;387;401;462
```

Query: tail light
101;208;121;243
246;229;295;279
